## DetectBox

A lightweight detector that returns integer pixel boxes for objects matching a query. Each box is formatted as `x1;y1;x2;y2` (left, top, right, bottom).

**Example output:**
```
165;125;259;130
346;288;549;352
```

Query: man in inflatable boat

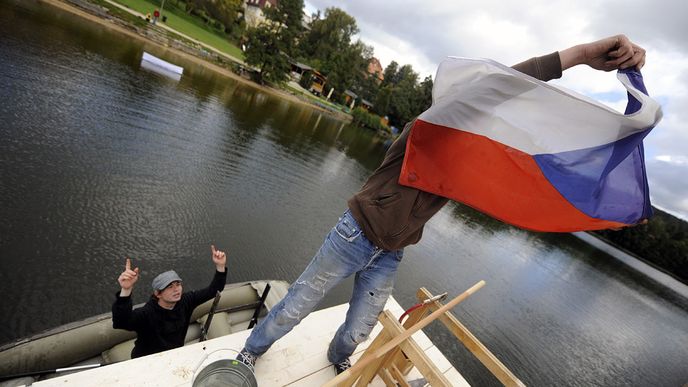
112;245;227;358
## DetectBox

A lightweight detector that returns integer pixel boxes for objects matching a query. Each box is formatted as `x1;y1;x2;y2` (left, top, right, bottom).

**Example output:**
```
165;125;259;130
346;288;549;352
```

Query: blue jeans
244;210;403;364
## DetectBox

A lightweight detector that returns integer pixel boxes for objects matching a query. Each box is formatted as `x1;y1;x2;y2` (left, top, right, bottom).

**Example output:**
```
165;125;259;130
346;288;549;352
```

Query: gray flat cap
152;270;182;291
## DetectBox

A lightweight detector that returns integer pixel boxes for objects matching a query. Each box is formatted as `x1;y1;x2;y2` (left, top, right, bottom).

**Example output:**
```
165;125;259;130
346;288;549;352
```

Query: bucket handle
190;347;242;382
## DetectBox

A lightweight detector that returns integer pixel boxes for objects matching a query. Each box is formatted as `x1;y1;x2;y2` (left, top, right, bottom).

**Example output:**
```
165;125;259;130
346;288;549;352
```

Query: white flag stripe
420;58;663;155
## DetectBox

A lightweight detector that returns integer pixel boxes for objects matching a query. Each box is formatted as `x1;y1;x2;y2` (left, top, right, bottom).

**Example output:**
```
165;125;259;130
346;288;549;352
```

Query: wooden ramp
326;283;524;387
30;296;467;386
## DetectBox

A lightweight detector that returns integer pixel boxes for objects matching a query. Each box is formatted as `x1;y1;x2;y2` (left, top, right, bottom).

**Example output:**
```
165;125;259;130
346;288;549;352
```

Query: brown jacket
347;52;563;251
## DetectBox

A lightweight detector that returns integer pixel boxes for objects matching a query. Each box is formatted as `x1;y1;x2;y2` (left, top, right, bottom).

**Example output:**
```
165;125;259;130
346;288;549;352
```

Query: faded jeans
244;209;403;364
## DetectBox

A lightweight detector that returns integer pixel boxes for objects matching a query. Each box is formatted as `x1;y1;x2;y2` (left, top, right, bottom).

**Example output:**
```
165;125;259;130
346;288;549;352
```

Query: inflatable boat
0;280;288;385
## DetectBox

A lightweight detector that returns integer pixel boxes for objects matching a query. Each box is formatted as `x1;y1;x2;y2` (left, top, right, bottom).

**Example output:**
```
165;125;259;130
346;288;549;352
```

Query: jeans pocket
334;215;362;242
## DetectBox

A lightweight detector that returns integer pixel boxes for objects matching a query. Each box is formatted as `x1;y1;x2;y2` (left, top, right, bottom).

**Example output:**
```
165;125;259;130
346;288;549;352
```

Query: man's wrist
559;45;584;71
216;265;226;273
119;288;132;297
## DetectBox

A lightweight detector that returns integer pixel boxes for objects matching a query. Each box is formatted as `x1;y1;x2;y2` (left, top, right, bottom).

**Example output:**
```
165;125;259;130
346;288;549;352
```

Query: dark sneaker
236;348;257;370
333;358;351;375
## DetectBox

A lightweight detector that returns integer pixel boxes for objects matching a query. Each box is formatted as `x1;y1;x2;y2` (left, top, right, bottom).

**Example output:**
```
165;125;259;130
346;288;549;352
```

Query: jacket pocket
367;190;411;239
372;192;400;208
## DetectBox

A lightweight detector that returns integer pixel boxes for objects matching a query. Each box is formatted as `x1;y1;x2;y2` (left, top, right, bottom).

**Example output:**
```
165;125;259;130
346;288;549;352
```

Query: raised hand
211;245;227;272
561;34;646;72
583;34;646;71
118;258;140;292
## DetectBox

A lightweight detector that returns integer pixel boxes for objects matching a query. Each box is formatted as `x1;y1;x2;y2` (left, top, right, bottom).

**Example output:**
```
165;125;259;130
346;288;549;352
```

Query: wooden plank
418;287;524;387
389;364;411;387
402;367;427;384
286;297;461;387
353;331;393;387
395;304;431;373
378;311;452;387
32;296;466;387
284;297;412;387
326;281;484;386
378;367;397;386
261;297;396;385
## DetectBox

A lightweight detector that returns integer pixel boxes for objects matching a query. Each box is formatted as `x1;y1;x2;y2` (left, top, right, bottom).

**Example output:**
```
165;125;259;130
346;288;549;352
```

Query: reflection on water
1;1;686;386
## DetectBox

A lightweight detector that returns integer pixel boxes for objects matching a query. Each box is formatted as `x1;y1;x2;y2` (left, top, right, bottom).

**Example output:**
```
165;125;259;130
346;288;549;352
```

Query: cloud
647;158;688;220
586;0;688;56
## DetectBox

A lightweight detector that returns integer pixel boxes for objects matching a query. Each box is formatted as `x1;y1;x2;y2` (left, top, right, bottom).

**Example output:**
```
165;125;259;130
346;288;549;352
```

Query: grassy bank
112;0;244;60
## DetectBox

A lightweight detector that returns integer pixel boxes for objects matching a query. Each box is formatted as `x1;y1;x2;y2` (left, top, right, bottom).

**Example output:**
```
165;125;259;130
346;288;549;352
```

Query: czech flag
399;58;663;232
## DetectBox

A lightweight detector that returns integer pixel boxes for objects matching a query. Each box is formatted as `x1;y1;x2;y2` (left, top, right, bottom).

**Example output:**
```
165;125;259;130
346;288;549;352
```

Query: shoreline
573;232;688;299
38;0;352;122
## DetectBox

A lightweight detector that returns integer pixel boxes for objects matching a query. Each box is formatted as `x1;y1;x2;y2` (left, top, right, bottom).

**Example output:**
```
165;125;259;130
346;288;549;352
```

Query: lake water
1;1;686;386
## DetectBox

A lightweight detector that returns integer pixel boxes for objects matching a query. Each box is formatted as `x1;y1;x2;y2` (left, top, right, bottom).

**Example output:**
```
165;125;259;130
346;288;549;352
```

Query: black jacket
112;269;227;358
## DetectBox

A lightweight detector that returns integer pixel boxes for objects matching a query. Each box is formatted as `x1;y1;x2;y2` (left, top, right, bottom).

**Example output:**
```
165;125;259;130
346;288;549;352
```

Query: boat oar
323;280;485;386
248;283;271;329
200;291;222;342
0;363;102;382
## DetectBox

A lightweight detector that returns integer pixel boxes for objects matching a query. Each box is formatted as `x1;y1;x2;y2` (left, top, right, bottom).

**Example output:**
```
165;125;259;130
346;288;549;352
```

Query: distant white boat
141;51;184;79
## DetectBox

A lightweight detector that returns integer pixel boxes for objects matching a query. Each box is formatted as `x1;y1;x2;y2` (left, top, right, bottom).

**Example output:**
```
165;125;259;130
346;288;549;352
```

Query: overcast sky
305;0;688;221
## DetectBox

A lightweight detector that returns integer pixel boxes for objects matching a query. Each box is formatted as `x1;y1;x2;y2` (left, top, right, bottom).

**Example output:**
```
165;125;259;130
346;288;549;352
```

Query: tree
300;8;358;64
377;63;420;128
373;85;392;117
213;0;244;36
351;68;381;105
594;207;688;283
244;26;288;84
327;39;373;101
244;0;304;84
180;0;244;38
298;8;372;99
370;61;434;128
414;75;434;114
381;61;399;87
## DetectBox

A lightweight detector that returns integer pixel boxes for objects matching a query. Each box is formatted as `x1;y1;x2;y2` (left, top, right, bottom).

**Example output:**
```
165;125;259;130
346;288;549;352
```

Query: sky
305;0;688;221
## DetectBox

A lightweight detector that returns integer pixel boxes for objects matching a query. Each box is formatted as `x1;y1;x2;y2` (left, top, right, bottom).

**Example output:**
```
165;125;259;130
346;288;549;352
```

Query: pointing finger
125;258;131;271
211;245;217;255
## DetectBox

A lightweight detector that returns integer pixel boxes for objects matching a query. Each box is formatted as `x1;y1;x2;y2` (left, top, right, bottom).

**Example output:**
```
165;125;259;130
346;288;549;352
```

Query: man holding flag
237;35;654;375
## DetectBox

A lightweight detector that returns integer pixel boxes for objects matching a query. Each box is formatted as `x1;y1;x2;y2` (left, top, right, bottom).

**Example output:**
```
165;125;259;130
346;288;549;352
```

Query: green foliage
181;0;243;35
325;40;373;100
381;61;399;86
416;75;434;111
372;62;431;128
593;208;688;283
298;8;372;99
373;85;392;117
300;8;358;62
244;26;288;84
351;107;388;132
244;0;304;84
350;73;380;104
